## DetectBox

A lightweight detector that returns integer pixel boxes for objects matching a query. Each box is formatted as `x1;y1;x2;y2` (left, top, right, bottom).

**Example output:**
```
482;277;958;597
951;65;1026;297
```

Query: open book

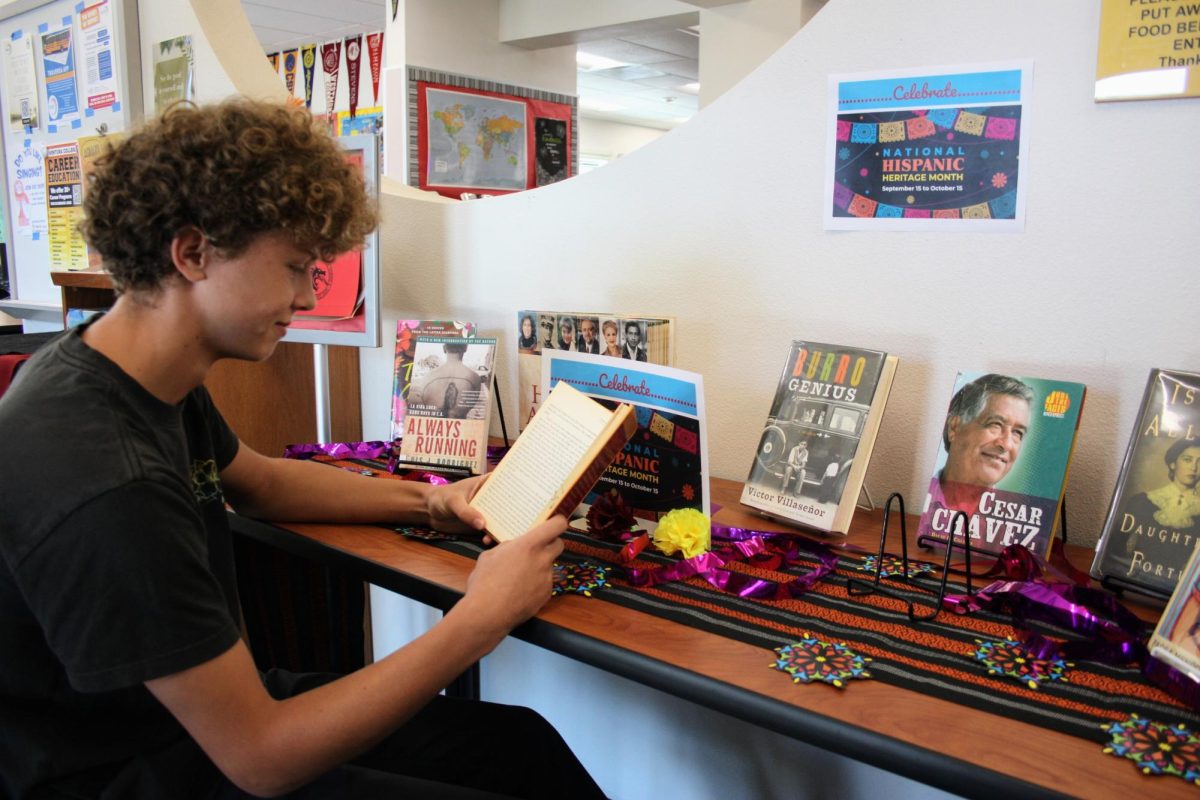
469;381;637;542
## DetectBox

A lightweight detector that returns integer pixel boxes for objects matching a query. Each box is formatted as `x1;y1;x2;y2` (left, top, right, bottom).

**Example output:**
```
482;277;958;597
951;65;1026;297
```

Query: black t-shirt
0;322;242;798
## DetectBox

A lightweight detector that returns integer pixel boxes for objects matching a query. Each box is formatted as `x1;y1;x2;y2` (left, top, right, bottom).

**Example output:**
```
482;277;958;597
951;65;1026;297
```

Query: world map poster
824;63;1031;232
424;86;526;192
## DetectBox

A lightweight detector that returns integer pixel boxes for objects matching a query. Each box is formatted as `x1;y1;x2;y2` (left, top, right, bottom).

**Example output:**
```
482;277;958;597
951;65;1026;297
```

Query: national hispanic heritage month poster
825;63;1031;232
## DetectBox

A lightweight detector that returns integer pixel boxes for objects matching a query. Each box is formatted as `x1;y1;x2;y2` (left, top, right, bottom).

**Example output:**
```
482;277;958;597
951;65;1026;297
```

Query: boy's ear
170;227;209;283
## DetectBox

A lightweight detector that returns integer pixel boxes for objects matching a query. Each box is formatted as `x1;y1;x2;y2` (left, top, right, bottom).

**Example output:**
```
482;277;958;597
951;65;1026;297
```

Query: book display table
231;471;1199;799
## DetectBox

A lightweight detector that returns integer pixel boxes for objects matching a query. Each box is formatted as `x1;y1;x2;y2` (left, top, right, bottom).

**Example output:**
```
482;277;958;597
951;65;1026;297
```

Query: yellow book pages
470;381;633;542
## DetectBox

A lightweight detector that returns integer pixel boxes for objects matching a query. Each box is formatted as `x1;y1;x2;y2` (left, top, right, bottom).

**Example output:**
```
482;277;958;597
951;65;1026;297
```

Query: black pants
100;670;606;800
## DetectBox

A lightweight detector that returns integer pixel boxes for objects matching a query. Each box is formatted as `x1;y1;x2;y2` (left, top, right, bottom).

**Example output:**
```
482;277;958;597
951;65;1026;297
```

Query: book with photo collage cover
515;310;674;432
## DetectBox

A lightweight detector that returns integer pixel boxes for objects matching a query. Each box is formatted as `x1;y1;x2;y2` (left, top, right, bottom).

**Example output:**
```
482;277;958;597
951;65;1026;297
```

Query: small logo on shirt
191;458;224;504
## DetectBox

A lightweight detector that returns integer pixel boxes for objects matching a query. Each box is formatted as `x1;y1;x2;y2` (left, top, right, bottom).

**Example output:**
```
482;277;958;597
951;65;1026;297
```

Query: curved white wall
366;0;1200;551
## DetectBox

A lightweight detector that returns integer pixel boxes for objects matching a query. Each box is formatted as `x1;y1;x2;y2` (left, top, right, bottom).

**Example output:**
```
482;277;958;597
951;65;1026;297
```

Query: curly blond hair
80;98;378;293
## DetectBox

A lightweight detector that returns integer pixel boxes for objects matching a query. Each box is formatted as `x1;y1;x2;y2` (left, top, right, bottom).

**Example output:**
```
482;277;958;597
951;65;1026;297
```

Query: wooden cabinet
49;271;362;454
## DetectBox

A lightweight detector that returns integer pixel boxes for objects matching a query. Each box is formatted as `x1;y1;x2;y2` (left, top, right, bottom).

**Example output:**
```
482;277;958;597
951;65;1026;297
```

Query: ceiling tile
618;29;699;60
575;39;680;66
650;58;699;80
634;74;699;91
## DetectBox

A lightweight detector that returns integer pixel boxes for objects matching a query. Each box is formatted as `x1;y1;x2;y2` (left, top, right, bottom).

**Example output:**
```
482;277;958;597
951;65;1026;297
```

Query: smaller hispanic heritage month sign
1095;0;1200;101
543;350;709;528
824;62;1031;232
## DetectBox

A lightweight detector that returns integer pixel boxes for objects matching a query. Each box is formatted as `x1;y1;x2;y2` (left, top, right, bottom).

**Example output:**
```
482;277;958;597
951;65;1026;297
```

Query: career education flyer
542;351;709;527
824;62;1031;232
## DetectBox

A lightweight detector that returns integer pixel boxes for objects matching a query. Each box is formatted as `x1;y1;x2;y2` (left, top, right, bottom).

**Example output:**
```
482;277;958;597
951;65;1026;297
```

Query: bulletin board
407;66;577;199
0;0;142;318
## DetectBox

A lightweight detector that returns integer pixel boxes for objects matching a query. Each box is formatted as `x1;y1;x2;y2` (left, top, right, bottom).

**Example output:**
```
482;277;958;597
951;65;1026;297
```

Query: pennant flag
301;44;316;108
266;52;279;72
391;0;399;22
321;40;341;120
366;32;384;105
282;49;298;95
344;35;362;119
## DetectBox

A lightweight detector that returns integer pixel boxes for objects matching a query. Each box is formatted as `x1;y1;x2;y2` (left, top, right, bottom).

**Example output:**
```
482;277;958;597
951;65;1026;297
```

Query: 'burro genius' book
916;372;1086;558
741;340;898;534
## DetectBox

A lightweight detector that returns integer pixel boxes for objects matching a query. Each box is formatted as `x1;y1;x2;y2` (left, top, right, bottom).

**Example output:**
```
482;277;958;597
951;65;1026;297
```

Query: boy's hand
458;515;567;632
427;476;486;533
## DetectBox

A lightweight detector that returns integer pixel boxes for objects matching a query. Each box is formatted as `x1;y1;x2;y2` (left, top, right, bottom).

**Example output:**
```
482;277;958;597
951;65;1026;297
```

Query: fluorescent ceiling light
577;51;631;72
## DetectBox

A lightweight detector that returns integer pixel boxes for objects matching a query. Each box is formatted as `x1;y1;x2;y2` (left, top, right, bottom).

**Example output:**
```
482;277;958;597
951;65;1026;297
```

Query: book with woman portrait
1091;368;1200;598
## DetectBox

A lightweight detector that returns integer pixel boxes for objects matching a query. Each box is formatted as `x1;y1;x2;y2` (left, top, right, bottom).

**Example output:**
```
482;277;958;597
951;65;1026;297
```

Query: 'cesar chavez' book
740;341;898;534
396;336;495;475
1091;369;1200;598
389;320;476;442
469;381;637;542
916;372;1086;558
516;310;674;431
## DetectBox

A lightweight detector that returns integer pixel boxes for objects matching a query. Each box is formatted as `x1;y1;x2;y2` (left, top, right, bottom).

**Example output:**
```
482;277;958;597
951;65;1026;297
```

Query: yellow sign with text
1096;0;1200;100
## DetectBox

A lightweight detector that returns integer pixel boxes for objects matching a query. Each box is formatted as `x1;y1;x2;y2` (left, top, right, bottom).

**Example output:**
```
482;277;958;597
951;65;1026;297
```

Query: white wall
579;116;666;160
499;0;696;47
699;0;825;106
408;0;576;96
361;0;1200;553
143;0;276;106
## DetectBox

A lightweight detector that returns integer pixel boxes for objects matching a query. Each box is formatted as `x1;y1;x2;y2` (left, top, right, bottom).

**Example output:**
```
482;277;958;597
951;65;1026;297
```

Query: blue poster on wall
824;62;1031;232
41;26;80;125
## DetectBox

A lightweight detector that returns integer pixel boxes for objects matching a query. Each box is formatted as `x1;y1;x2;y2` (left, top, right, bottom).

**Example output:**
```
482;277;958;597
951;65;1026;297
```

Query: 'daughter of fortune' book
1091;369;1200;598
396;336;495;475
916;372;1086;559
740;341;897;534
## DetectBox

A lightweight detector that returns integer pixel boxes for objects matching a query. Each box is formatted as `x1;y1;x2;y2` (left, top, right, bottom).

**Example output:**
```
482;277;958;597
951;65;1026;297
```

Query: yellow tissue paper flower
652;508;711;558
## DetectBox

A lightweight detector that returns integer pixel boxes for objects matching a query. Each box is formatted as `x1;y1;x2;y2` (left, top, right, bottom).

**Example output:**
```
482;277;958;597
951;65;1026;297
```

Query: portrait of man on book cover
538;313;556;350
620;320;647;362
917;372;1085;557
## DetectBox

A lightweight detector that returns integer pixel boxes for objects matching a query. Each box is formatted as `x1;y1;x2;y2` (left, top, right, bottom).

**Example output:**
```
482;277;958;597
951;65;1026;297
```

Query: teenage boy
0;99;605;800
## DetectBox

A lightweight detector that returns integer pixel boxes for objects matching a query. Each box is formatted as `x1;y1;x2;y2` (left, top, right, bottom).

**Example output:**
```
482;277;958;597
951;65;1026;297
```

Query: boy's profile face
190;230;318;363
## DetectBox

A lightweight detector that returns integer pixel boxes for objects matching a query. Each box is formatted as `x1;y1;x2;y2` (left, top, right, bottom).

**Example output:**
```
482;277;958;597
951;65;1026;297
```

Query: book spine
551;413;636;520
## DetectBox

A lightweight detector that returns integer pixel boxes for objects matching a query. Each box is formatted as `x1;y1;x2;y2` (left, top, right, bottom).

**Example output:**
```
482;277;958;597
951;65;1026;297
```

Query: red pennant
344;35;362;119
366;32;384;105
321;40;341;120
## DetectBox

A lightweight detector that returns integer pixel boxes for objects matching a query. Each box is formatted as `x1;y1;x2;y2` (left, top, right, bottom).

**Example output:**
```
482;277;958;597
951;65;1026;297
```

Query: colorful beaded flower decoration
772;638;872;688
1102;714;1200;784
973;637;1071;690
858;554;935;579
552;561;611;597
